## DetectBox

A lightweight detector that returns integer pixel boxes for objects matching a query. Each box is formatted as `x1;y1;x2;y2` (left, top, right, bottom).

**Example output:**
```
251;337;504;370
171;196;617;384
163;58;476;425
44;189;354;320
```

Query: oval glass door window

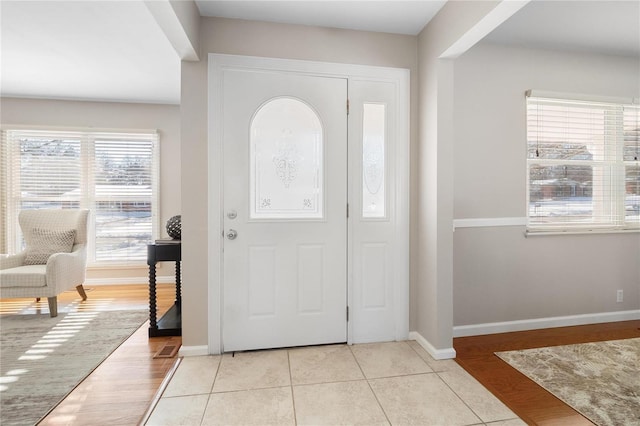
250;97;324;219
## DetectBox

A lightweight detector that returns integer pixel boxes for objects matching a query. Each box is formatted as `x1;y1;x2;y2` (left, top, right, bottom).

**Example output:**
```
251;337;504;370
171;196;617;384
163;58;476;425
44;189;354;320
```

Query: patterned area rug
0;308;148;426
496;338;640;426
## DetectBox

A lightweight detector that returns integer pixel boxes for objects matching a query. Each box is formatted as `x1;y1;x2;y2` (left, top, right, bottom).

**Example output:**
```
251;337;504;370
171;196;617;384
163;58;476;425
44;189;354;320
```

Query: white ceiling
1;1;638;105
484;0;640;58
1;1;181;104
195;1;447;36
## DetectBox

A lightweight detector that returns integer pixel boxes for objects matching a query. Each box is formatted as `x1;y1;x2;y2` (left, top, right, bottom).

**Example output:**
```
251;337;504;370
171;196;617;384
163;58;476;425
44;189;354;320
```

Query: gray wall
0;97;181;280
452;43;640;327
415;0;505;353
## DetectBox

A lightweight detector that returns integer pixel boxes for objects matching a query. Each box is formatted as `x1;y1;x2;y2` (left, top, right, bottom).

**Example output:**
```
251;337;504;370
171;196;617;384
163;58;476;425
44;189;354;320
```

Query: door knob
227;229;238;240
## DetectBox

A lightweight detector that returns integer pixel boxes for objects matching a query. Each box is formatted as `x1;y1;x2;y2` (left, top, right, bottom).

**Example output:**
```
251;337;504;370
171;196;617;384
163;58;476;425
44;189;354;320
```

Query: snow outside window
1;128;159;264
526;92;640;233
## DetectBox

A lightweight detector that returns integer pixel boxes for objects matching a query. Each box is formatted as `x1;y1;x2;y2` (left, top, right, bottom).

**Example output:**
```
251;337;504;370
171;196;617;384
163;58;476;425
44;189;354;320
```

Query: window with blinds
526;92;640;232
1;128;159;264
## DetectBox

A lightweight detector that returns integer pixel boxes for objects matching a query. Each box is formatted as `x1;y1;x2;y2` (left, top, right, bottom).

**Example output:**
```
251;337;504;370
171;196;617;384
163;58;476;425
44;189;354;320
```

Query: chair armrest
0;252;26;270
46;245;88;290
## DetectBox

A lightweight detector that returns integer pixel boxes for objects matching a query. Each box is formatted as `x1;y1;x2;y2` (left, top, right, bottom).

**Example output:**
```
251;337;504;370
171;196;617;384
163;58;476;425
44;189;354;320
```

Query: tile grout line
293;377;373;387
207;383;296;394
198;354;223;425
198;393;213;426
396;341;467;424
347;344;393;426
433;364;523;424
286;349;299;426
433;369;486;425
407;338;520;423
406;340;448;374
209;354;222;394
351;341;510;426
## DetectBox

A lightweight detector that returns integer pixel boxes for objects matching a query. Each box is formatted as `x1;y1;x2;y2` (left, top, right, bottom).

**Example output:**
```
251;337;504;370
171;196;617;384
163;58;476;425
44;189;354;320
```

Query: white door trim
208;54;410;354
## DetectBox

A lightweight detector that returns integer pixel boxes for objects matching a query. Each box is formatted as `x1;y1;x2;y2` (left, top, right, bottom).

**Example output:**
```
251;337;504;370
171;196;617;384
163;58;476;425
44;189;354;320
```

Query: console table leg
175;261;182;308
149;263;158;331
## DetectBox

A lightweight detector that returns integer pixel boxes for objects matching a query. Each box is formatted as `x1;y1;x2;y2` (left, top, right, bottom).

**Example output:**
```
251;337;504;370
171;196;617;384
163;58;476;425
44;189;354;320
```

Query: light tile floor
146;341;526;426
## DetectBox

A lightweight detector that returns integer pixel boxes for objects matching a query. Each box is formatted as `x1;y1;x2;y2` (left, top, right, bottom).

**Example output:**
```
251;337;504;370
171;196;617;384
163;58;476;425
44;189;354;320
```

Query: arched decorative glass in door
250;97;324;219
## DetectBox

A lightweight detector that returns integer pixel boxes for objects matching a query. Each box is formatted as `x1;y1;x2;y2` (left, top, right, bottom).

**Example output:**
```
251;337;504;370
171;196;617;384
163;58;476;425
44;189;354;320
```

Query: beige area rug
496;338;640;426
0;308;148;426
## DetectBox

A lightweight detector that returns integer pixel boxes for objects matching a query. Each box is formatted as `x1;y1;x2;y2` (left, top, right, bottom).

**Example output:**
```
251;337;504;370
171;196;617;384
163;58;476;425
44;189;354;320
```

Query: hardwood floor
454;320;640;425
1;284;180;426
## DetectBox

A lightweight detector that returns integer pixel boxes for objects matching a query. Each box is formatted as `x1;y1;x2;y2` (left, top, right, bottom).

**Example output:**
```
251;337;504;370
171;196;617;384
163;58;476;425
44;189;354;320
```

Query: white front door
222;70;348;352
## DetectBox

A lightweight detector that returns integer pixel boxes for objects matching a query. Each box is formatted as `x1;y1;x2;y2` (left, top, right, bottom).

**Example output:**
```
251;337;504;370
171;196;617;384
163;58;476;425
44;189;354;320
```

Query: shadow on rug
0;308;148;426
496;338;640;426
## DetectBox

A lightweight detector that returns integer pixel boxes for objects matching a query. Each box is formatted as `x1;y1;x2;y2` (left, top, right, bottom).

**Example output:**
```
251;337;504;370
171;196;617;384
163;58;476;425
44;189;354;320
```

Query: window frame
525;91;640;234
1;126;160;265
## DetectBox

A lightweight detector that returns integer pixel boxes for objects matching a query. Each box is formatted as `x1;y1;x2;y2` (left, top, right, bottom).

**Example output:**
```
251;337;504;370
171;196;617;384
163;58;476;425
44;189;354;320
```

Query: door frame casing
208;54;410;354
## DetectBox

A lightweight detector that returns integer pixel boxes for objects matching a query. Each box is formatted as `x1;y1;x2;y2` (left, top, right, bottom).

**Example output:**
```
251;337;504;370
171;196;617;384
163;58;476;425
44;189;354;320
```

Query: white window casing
526;91;640;234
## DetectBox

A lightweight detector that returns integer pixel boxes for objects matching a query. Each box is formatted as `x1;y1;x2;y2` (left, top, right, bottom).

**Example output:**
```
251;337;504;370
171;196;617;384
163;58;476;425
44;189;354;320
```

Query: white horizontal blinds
91;133;158;262
623;105;640;161
3;128;159;263
623;105;640;224
526;94;638;231
9;130;82;205
0;132;9;253
5;130;83;250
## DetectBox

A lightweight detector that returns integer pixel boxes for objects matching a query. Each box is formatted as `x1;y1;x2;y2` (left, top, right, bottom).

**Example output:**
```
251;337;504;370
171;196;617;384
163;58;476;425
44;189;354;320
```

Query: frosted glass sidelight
250;98;323;219
362;103;386;218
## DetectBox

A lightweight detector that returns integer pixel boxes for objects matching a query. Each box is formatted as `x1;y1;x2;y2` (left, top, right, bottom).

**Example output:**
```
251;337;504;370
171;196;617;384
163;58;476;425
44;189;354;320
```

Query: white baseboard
453;309;640;338
408;331;456;360
179;345;209;357
84;276;176;286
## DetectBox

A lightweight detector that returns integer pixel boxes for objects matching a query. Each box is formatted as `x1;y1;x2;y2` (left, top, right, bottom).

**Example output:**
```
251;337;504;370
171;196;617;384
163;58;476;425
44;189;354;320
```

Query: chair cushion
24;228;76;265
0;265;47;288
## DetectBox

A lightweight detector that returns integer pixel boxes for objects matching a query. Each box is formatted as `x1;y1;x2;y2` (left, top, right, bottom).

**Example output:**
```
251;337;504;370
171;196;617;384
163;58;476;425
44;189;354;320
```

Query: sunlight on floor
0;369;28;392
0;297;116;394
0;300;35;314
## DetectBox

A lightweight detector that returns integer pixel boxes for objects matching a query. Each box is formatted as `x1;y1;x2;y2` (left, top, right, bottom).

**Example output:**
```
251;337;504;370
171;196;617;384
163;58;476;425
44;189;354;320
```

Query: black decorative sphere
166;215;181;239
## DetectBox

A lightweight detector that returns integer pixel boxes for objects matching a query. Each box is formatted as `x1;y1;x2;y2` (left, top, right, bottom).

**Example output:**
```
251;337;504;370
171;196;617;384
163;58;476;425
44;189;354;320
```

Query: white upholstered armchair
0;209;90;317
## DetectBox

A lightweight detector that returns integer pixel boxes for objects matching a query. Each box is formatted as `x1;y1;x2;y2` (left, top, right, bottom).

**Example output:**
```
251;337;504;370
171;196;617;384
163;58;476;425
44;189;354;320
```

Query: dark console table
147;241;181;337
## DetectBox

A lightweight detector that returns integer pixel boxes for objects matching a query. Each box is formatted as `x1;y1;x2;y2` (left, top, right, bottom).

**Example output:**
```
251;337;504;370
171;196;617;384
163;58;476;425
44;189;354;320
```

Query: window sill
88;263;148;270
525;228;640;237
